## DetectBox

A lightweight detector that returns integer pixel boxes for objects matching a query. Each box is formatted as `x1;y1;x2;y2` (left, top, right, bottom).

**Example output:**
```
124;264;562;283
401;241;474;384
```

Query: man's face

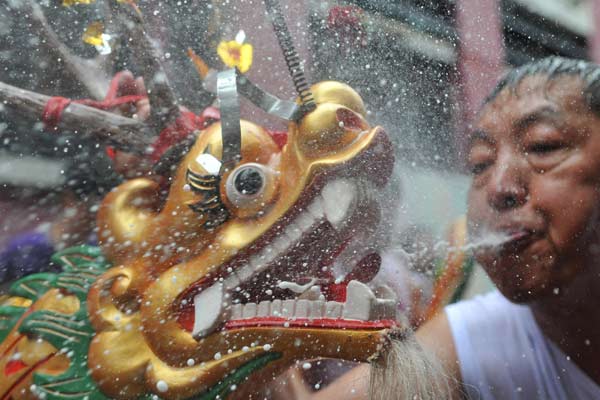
467;75;600;302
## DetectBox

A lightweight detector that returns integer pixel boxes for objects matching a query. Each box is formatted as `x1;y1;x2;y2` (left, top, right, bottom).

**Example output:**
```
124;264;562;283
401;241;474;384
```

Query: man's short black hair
485;56;600;115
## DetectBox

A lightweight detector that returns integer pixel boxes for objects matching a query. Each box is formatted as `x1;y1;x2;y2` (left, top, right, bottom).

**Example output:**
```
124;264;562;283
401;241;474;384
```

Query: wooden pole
0;81;152;153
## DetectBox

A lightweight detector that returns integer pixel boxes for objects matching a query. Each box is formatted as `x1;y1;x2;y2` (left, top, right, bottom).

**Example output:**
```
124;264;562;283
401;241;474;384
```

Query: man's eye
470;161;491;175
527;142;565;154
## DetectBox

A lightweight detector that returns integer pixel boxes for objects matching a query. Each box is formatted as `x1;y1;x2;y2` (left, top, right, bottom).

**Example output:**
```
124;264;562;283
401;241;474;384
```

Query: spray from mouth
384;230;513;264
460;230;512;252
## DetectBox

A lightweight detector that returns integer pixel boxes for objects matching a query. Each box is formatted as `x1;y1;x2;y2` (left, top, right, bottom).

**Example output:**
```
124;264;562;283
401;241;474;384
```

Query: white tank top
445;291;600;399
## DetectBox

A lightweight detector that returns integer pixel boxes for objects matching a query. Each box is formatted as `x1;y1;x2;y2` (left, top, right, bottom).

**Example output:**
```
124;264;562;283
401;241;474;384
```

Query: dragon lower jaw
193;277;398;338
224;278;397;324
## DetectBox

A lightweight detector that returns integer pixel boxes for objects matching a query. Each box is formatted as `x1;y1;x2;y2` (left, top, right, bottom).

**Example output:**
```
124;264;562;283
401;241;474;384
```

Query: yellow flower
217;40;253;73
82;22;105;47
62;0;95;6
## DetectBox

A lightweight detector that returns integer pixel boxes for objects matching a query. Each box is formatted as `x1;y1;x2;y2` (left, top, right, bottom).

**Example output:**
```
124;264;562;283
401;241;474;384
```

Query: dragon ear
294;82;371;159
310;81;366;116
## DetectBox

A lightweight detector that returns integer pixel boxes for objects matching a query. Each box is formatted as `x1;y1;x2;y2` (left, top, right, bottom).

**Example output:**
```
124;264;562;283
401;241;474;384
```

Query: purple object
0;232;56;283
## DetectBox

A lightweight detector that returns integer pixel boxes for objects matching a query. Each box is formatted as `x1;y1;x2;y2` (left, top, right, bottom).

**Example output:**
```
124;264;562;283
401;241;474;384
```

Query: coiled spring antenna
263;0;316;114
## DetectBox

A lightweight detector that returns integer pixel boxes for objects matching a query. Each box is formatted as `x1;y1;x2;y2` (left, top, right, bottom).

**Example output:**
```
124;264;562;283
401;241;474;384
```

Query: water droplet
156;380;168;392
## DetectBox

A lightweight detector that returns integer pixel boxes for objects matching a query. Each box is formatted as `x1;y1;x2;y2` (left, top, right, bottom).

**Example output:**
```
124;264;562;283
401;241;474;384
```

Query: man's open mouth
498;229;539;255
176;177;398;339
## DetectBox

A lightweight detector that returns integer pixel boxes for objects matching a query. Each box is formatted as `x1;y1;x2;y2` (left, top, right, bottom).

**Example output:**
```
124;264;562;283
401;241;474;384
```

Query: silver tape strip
217;69;242;169
216;69;305;171
236;73;302;121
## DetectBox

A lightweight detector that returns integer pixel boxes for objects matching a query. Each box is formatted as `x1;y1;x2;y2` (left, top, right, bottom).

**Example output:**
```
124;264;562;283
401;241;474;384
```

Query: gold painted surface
1;296;33;308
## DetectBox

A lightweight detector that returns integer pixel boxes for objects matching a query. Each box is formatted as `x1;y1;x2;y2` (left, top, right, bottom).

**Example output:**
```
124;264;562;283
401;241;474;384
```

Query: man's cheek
466;192;490;228
546;201;596;254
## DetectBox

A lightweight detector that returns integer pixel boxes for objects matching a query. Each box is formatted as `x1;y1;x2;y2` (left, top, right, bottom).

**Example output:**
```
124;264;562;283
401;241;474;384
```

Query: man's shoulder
447;291;521;321
445;290;535;349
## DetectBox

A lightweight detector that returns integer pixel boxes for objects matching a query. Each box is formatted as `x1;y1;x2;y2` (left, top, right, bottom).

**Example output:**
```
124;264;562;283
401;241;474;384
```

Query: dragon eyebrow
185;168;229;230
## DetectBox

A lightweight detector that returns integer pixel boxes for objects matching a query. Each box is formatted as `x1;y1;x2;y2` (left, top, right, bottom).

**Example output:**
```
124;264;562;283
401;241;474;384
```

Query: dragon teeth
248;255;262;271
342;280;376;320
221;279;396;322
271;299;282;317
231;303;243;319
285;223;303;242
281;300;295;318
306;196;324;219
295;212;315;231
309;300;325;319
242;303;257;319
325;301;343;318
272;234;289;253
257;300;270;317
321;179;356;227
192;282;228;339
295;299;309;318
223;273;240;291
342;280;397;321
235;265;254;282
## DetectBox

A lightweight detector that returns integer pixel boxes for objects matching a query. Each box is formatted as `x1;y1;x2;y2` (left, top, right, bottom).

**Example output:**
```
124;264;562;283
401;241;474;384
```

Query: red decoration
327;5;366;46
149;106;221;162
42;71;146;130
266;129;288;149
41;72;289;163
4;359;27;376
41;72;223;163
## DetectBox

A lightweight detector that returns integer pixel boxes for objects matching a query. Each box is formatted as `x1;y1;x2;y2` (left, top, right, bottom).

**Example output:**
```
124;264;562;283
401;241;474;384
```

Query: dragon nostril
336;108;365;131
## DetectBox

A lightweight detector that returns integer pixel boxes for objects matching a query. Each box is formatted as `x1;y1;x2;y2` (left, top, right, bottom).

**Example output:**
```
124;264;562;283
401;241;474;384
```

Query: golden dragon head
86;80;399;398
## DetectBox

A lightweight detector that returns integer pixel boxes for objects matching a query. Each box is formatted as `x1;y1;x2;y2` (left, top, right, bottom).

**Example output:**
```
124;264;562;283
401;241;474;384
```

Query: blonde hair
369;333;455;400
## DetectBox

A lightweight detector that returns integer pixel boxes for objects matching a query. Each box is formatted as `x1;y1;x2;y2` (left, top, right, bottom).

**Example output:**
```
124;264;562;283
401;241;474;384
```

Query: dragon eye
234;167;264;195
225;163;276;214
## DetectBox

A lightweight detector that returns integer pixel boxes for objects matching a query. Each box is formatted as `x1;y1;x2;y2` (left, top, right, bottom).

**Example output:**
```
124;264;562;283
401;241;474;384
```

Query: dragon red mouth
176;177;398;337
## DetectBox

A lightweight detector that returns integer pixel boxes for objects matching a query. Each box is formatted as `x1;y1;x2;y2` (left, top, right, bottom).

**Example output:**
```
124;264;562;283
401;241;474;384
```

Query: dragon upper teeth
306;196;324;219
236;265;254;281
321;179;356;226
192;282;227;338
295;212;315;231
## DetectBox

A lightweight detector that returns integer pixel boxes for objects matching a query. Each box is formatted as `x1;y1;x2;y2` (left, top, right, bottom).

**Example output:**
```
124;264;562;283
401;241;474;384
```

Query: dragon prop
0;1;471;398
0;77;399;399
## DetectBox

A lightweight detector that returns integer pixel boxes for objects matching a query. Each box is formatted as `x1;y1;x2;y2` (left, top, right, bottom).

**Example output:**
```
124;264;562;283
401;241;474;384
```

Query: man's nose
487;152;528;212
